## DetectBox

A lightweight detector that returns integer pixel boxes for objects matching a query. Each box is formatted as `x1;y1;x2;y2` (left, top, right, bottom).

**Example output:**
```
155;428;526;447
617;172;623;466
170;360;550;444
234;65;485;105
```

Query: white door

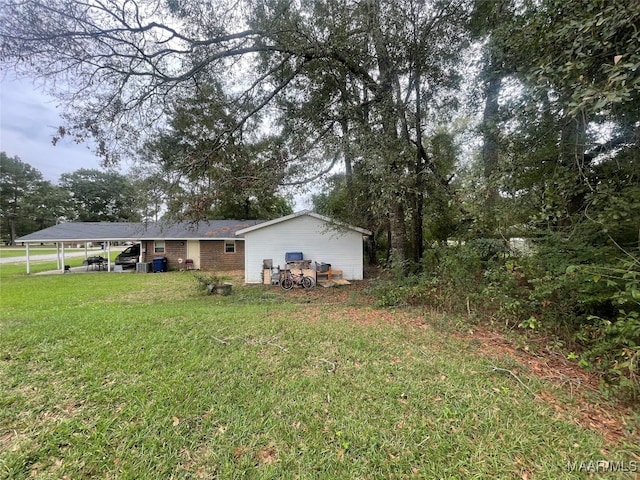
187;240;201;269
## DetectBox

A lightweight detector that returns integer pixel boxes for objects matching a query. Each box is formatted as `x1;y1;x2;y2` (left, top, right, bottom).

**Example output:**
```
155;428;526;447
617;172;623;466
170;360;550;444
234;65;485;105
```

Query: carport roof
16;220;265;243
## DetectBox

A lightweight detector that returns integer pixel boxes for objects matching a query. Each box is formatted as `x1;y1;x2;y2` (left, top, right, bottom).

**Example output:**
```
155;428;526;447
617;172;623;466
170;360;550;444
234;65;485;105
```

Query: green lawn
0;251;123;276
0;246;106;259
0;248;60;259
0;270;638;479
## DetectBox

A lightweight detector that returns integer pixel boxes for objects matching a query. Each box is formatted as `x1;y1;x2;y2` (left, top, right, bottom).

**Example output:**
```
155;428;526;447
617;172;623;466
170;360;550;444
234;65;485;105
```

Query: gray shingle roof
16;220;265;243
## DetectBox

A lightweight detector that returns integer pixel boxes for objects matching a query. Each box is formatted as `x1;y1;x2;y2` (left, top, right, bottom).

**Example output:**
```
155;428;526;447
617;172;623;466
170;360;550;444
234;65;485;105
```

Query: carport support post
26;243;30;275
107;242;111;272
61;242;66;273
56;242;61;270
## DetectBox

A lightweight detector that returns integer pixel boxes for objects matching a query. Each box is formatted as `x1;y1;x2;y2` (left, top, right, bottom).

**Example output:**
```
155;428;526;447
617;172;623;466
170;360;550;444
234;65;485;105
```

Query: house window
154;240;165;253
224;240;236;253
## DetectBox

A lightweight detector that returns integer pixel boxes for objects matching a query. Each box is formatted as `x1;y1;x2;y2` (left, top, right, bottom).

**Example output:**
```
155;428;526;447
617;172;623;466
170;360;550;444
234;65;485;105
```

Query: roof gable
236;210;371;236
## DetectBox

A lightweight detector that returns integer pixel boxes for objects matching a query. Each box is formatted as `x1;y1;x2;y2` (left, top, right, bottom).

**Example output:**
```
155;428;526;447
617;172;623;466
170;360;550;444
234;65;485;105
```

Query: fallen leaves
458;327;637;446
257;445;279;465
232;443;280;466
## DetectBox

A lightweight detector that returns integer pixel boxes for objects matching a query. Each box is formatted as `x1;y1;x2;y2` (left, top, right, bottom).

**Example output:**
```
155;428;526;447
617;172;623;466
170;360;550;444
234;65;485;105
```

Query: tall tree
0;0;471;271
26;180;72;230
131;174;172;223
140;83;293;220
0;152;44;244
495;0;640;235
470;0;515;235
59;169;140;222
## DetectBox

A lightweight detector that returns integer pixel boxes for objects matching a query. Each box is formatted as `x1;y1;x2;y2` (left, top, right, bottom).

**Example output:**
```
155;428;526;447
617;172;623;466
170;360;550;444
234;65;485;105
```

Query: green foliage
59;168;140;222
27;180;72;229
366;275;436;308
130;174;173;223
0;152;44;243
526;0;640;116
0;152;75;243
192;271;231;293
369;240;509;312
463;238;507;263
452;0;640;400
377;233;640;398
142;84;292;221
498;236;640;398
581;310;640;397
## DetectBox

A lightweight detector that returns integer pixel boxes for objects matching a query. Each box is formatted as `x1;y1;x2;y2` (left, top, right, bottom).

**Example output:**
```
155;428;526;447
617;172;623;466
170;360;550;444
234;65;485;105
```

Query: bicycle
281;268;315;290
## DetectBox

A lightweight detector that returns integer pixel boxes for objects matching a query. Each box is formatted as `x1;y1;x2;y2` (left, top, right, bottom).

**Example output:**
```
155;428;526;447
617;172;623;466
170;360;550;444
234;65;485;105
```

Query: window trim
224;240;236;254
154;240;165;253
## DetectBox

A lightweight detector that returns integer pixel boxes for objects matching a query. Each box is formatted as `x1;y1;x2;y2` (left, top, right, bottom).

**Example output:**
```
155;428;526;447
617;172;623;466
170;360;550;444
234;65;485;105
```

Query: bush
374;235;640;399
365;275;436;308
192;272;231;293
369;241;512;313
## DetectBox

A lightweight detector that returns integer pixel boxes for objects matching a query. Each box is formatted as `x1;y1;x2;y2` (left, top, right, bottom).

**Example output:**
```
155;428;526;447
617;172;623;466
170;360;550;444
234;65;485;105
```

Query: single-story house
16;219;263;274
237;211;371;284
16;211;372;281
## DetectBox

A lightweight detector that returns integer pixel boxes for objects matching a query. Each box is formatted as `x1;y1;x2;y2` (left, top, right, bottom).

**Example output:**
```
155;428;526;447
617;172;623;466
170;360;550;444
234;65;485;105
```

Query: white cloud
0;77;106;183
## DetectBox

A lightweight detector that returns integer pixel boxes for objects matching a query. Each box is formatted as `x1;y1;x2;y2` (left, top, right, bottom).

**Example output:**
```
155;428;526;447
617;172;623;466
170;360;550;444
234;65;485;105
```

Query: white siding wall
243;214;365;283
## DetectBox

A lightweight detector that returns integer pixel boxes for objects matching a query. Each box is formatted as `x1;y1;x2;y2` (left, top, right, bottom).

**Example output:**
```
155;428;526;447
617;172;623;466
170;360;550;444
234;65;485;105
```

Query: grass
0;245;114;260
0;250;123;276
1;269;638;479
0;248;61;259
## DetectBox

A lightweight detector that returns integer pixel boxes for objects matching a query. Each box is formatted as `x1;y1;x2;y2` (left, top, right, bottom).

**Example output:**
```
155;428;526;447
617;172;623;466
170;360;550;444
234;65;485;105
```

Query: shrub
192;272;231;293
374;235;640;398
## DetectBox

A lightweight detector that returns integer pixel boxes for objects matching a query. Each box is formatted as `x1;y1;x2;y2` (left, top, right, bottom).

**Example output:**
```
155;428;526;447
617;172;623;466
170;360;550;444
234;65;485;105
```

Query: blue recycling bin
152;257;167;272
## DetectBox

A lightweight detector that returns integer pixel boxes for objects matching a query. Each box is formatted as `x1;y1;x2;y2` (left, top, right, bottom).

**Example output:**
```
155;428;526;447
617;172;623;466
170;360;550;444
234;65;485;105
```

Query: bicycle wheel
281;277;294;290
302;276;315;289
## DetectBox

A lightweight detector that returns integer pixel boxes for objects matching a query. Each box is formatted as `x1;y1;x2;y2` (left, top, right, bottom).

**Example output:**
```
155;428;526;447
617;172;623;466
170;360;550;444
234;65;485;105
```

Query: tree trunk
340;117;354;205
481;68;501;233
559;112;589;219
388;189;408;269
367;233;378;266
9;219;17;245
411;38;425;269
368;2;409;271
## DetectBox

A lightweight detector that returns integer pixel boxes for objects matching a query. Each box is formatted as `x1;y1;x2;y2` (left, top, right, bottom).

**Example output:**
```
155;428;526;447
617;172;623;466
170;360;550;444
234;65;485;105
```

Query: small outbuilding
236;210;371;284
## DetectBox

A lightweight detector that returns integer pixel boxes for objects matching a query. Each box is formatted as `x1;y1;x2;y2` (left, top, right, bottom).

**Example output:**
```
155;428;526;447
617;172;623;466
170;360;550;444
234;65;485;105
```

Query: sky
0;75;314;210
0;76;106;183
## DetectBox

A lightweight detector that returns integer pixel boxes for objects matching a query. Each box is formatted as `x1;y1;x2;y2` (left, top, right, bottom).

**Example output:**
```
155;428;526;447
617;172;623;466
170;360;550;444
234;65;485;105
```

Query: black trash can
152;257;167;273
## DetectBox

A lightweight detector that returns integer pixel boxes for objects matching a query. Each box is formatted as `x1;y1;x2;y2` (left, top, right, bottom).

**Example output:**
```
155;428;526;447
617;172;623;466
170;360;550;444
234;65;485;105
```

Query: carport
16;219;264;275
16;222;145;274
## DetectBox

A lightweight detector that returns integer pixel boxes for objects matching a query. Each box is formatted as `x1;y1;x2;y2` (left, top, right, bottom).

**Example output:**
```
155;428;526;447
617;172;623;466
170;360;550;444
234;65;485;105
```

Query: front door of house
187;240;201;269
